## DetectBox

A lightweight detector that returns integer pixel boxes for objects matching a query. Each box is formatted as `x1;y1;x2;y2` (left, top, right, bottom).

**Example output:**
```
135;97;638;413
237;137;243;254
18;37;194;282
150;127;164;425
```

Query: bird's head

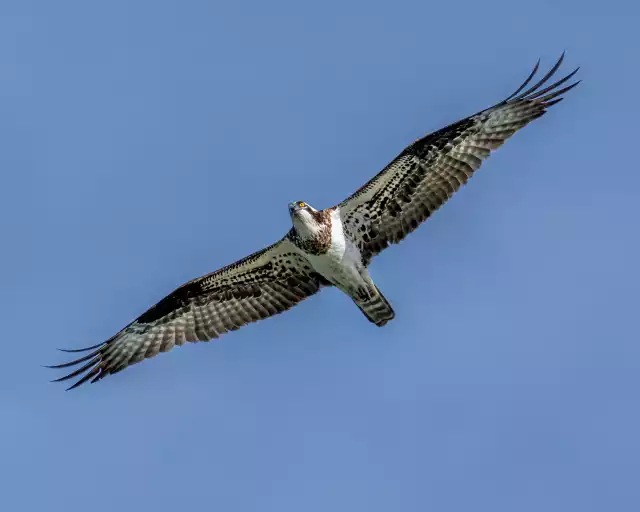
288;200;324;238
288;200;317;216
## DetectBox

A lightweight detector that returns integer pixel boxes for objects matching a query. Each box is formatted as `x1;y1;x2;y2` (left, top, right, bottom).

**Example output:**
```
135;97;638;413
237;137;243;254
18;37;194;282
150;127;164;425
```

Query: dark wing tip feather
503;57;541;102
64;367;102;391
55;342;105;353
499;53;580;109
517;52;566;99
47;342;109;390
44;349;101;369
50;356;100;383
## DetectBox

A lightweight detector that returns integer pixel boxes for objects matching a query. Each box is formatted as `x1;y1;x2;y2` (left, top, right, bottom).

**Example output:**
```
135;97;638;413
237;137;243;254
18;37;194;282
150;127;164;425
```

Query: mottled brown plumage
287;208;333;255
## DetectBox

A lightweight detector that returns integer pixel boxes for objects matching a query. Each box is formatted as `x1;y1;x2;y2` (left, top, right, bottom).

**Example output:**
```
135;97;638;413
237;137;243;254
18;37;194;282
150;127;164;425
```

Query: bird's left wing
48;235;327;390
336;54;580;265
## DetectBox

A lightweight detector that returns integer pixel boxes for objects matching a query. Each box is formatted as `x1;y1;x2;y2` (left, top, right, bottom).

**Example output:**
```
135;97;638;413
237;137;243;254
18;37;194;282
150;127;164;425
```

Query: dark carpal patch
137;282;201;324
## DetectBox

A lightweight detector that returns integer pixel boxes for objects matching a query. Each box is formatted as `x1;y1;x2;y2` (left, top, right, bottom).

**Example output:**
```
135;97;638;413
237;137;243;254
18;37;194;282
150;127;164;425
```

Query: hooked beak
288;202;298;216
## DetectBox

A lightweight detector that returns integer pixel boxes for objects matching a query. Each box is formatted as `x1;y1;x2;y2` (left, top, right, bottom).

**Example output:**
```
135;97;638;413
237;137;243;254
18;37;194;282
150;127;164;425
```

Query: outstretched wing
337;53;580;265
48;235;327;389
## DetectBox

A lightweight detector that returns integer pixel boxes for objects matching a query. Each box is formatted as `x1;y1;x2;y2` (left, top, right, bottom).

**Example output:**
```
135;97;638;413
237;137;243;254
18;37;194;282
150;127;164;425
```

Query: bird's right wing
48;234;327;389
336;54;580;265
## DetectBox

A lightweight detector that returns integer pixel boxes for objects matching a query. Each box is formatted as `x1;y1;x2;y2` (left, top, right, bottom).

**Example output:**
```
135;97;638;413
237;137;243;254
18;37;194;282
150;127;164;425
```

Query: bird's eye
298;201;306;208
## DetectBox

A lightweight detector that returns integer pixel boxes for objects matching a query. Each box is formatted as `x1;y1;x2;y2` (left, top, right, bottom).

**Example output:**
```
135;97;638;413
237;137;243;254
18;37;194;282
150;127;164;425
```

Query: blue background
2;1;638;510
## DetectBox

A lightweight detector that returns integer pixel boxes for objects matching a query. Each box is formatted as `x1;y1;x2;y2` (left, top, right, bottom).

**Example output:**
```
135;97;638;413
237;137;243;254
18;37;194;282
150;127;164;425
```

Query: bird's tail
352;285;395;327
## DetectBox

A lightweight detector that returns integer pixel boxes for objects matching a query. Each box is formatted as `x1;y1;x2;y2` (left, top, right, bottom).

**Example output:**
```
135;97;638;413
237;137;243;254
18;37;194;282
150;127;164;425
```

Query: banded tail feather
353;285;395;327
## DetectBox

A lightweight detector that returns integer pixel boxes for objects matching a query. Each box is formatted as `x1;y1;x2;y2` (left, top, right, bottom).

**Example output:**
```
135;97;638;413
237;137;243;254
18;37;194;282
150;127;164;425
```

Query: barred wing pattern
49;237;326;389
338;54;580;265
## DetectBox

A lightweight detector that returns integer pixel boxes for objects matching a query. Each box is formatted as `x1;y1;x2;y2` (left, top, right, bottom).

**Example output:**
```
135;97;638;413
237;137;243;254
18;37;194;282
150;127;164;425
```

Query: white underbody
303;208;373;298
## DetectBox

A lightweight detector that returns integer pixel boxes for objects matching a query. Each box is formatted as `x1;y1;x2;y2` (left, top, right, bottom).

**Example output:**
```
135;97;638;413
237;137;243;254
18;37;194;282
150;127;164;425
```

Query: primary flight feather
48;53;580;389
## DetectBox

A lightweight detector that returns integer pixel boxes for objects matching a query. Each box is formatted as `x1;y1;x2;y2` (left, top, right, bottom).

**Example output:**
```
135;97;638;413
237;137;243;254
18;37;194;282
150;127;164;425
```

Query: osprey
49;54;580;389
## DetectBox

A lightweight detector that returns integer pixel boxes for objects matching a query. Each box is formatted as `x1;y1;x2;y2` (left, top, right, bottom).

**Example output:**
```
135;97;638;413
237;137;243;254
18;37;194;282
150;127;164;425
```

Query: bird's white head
288;200;324;238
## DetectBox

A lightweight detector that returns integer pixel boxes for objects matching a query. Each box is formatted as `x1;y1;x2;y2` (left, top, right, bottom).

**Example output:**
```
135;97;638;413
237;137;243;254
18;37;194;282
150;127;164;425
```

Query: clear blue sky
2;1;638;510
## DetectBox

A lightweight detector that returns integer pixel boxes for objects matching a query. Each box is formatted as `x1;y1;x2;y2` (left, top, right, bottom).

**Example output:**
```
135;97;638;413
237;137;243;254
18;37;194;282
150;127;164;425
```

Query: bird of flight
48;54;580;390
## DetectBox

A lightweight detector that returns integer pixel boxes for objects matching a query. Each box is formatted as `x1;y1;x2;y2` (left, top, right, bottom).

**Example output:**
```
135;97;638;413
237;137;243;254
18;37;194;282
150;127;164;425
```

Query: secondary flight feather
48;53;580;389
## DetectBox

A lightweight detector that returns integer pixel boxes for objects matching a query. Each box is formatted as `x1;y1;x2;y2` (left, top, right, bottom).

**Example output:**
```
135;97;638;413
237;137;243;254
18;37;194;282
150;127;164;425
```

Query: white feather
304;207;371;295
